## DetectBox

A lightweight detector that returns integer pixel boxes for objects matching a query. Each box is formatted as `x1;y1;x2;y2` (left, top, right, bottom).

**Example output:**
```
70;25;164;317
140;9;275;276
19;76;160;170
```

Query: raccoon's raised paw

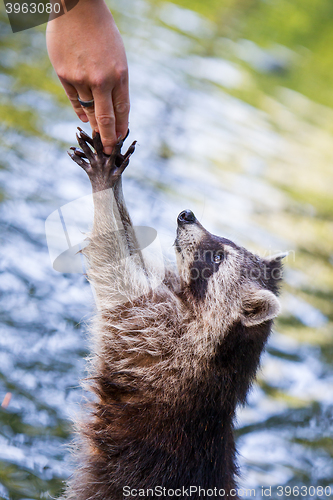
68;128;136;192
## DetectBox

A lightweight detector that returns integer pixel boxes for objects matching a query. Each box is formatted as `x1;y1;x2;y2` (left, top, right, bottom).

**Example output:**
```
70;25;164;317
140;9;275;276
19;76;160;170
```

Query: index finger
93;87;117;155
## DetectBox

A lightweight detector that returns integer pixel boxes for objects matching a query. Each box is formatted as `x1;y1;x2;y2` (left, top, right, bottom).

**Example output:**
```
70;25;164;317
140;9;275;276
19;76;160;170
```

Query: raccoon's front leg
69;129;148;305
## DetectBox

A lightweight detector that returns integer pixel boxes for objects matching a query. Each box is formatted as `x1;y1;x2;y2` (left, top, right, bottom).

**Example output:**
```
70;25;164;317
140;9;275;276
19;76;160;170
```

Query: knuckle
114;101;130;115
91;75;106;89
57;68;68;82
84;110;95;119
68;94;80;103
114;66;128;84
90;71;113;90
83;106;95;114
96;114;115;126
73;74;86;87
90;66;128;90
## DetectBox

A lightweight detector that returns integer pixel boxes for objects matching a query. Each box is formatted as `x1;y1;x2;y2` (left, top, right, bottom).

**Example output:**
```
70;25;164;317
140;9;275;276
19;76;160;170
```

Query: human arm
46;0;129;154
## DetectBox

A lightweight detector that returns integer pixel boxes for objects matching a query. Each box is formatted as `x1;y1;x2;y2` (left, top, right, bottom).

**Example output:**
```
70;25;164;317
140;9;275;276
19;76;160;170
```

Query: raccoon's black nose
177;210;196;225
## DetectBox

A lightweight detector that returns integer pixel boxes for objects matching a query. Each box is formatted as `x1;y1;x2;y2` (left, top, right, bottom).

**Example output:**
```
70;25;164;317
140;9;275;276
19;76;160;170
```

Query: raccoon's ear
240;287;281;327
262;252;287;294
265;252;289;262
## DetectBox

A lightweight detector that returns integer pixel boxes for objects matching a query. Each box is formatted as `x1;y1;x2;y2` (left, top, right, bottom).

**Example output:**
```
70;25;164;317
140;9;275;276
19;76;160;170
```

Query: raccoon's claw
76;133;95;162
123;142;136;163
68;151;90;171
76;127;92;146
116;129;130;149
70;147;87;159
116;141;137;175
91;133;103;156
69;128;136;190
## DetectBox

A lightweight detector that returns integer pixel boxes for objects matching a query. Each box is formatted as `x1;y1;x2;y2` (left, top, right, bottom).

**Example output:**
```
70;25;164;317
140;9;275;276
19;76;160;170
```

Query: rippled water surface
0;0;332;498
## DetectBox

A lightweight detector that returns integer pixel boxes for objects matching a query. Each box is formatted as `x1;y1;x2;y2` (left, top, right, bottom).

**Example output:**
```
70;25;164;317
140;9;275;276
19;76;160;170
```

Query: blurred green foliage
156;0;333;108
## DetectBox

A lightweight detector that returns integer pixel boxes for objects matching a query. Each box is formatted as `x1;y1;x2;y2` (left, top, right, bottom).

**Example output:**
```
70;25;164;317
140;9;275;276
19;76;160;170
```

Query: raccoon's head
175;210;284;328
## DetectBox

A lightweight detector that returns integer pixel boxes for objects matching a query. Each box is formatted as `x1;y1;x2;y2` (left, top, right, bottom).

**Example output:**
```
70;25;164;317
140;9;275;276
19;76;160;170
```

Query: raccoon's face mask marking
175;210;238;300
175;210;283;327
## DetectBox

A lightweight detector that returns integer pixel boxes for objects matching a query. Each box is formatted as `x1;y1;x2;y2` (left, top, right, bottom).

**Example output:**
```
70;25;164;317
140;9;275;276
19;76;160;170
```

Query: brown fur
62;131;284;500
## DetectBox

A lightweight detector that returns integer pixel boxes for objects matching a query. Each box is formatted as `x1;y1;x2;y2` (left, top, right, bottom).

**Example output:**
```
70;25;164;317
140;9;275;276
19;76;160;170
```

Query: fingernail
79;115;88;122
104;147;112;155
117;134;122;141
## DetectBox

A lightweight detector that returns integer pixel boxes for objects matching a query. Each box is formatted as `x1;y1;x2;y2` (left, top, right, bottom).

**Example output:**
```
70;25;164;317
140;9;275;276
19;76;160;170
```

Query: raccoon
64;129;284;500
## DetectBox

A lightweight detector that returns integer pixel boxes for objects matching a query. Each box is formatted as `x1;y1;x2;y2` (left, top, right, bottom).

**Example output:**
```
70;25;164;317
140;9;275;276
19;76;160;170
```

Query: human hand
46;0;129;154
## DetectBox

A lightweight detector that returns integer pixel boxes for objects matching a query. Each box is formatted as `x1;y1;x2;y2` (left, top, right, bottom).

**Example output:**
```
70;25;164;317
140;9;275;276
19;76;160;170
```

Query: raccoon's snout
177;210;196;225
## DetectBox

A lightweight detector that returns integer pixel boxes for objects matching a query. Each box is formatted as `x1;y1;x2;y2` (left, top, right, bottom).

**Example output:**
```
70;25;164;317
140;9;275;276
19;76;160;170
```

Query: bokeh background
0;0;333;498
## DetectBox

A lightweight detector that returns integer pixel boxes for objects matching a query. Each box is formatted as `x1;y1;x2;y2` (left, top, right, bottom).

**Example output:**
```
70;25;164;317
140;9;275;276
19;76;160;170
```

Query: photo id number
5;2;61;14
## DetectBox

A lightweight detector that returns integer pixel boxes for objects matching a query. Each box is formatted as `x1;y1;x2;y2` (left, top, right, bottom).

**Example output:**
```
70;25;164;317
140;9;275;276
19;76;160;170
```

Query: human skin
46;0;129;154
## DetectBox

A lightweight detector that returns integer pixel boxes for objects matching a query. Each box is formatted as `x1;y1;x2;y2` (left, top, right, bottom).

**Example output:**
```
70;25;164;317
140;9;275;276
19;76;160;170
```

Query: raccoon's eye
213;253;224;263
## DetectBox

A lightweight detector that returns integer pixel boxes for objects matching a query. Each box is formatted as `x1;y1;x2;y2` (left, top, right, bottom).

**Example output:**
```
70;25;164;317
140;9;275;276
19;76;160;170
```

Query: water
0;0;332;498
